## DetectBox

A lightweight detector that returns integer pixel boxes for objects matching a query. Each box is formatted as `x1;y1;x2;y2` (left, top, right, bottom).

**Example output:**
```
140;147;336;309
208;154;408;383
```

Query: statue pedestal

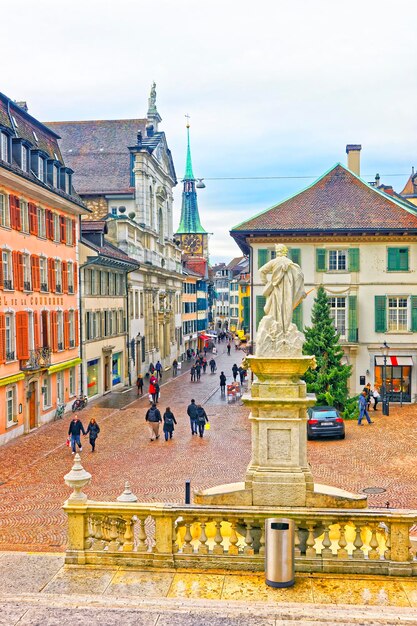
194;355;367;509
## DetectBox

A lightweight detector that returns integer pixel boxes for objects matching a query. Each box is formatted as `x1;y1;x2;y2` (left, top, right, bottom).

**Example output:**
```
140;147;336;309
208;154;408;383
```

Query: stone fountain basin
246;355;315;380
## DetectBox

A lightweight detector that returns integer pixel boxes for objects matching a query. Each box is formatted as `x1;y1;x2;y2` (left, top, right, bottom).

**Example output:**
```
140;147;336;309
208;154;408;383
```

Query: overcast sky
3;0;417;263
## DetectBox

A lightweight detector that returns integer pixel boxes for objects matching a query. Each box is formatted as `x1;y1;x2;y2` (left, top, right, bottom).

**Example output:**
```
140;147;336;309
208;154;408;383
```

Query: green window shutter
387;248;398;271
411;296;417;332
258;249;269;269
348;248;360;272
292;301;303;331
256;295;266;330
348;295;358;342
374;296;387;333
289;248;301;266
242;296;250;330
316;248;326;271
399;248;409;271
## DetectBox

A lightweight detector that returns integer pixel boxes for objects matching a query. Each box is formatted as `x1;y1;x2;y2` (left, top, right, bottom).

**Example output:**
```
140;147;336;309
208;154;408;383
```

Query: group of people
67;416;100;453
358;383;381;425
145;398;209;441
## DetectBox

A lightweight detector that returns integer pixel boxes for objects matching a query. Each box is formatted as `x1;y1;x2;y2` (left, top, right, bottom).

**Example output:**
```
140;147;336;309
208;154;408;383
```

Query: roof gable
232;163;417;235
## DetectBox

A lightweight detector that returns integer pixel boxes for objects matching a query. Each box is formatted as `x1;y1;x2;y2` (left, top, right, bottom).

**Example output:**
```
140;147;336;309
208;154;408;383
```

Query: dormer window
12;116;18;128
38;157;44;181
32;130;38;143
21;146;28;172
52;164;58;188
65;172;71;194
1;133;9;162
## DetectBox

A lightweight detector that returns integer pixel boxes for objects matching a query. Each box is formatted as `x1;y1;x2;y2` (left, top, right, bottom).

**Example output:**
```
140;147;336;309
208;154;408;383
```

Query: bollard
185;480;191;504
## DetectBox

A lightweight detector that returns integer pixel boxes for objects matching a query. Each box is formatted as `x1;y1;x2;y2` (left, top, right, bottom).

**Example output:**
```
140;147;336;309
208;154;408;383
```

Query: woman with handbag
196;404;209;438
85;418;100;452
163;407;177;441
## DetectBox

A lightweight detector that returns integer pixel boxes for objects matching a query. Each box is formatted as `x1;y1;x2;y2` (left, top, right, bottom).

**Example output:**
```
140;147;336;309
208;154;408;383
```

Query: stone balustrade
64;500;417;576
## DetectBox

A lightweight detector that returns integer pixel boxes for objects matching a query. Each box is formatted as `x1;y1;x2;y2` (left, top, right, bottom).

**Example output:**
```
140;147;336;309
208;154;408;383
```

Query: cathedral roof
176;124;207;235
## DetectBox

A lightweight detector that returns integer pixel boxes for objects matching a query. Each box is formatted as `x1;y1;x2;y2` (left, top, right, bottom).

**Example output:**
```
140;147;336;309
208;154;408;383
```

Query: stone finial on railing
117;481;138;502
64;453;92;503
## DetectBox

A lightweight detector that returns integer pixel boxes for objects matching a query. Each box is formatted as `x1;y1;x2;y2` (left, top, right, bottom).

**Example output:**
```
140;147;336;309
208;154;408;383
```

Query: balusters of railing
137;516;148;553
84;514;93;550
198;519;209;555
337;521;348;559
259;520;266;557
368;524;380;560
384;523;391;561
294;521;301;558
108;518;120;552
306;522;318;558
117;518;126;551
243;519;254;556
228;519;239;556
122;515;135;552
213;519;224;555
353;522;365;559
321;521;333;558
182;519;194;554
92;515;105;551
172;518;179;554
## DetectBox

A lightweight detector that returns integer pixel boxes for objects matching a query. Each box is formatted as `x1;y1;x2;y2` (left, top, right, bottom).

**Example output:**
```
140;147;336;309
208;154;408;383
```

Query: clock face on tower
181;233;203;255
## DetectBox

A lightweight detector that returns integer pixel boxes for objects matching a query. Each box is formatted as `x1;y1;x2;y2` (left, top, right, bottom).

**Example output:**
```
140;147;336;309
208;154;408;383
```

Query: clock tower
175;122;208;259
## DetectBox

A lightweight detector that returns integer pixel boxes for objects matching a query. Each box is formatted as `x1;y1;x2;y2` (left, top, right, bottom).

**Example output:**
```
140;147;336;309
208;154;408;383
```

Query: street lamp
381;341;390;416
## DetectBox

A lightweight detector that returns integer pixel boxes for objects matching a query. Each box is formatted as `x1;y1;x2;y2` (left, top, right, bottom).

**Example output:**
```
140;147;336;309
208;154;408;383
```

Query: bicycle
54;403;65;421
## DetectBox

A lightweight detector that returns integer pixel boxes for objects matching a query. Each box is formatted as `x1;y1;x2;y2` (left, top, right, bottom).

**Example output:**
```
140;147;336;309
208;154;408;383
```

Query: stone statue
256;244;306;357
148;82;157;112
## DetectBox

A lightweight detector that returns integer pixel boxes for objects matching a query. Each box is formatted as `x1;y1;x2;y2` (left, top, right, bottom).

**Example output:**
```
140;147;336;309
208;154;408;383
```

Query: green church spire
176;122;207;235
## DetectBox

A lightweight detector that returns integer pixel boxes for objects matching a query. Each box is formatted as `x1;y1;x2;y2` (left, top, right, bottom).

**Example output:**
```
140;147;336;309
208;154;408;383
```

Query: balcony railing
20;347;52;371
4;279;12;290
63;498;417;577
68;286;74;294
335;327;359;343
6;351;15;361
23;281;31;292
69;339;75;348
40;283;48;292
55;284;62;294
58;342;63;351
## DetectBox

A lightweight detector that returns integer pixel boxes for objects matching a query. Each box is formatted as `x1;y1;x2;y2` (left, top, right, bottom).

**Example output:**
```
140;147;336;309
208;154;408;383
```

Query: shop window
87;359;99;397
112;353;122;385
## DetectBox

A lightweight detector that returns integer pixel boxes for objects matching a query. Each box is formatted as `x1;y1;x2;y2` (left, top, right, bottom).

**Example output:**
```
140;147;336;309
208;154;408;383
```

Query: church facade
48;85;183;377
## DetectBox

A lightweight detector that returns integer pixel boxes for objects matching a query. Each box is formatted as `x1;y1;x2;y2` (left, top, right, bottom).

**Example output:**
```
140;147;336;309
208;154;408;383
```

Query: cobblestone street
0;344;416;552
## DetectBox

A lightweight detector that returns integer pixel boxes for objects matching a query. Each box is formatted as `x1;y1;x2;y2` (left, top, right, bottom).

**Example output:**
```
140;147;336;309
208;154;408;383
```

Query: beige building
231;146;417;402
80;222;139;399
48;84;183;374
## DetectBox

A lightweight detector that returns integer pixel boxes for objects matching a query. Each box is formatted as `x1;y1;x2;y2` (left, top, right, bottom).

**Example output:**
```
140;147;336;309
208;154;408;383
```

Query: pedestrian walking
195;362;202;381
149;362;155;375
172;359;178;377
155;360;163;380
232;363;239;381
187;399;199;435
358;390;374;426
136;374;144;396
163;407;177;441
68;416;86;454
227;342;231;356
145;403;162;441
364;383;372;410
372;387;380;411
209;358;216;373
149;375;159;403
186;349;191;361
202;358;207;374
196;404;209;437
220;371;226;395
238;366;246;385
85;418;100;452
190;365;196;382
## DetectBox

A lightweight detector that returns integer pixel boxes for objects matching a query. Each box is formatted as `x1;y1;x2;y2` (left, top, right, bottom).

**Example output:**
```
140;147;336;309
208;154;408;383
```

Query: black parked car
307;406;345;440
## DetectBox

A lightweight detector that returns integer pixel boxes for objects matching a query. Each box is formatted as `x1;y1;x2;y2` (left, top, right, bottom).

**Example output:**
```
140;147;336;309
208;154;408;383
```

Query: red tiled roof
232;164;417;234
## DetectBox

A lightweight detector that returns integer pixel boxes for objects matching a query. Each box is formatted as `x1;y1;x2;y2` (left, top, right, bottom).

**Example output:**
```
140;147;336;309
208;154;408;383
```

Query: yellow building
238;271;250;335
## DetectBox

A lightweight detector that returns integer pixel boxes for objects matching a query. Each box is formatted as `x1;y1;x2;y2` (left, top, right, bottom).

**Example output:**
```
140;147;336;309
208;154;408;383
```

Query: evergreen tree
303;286;351;409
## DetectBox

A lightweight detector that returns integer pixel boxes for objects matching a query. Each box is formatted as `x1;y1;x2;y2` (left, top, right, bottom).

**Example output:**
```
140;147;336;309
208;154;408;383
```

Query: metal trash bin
265;518;295;588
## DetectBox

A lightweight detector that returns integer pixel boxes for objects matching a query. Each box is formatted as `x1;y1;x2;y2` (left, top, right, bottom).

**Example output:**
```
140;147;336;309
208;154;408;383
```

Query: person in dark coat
172;359;178;377
187;399;199;435
136;374;144;396
227;342;231;355
163;407;177;441
238;366;246;385
196;404;209;437
220;371;226;395
68;417;86;454
190;365;196;382
232;363;239;381
202;358;207;374
209;358;216;373
195;362;202;381
145;403;162;441
86;418;100;452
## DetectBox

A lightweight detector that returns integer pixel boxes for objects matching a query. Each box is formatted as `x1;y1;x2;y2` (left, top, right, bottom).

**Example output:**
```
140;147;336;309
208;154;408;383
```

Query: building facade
48;84;183;373
80;221;139;399
0;94;88;444
231;147;417;401
182;271;198;357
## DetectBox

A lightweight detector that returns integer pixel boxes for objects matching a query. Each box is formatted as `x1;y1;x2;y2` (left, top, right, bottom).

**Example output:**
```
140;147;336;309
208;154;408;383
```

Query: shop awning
0;373;25;387
375;356;413;366
48;358;82;374
198;334;211;341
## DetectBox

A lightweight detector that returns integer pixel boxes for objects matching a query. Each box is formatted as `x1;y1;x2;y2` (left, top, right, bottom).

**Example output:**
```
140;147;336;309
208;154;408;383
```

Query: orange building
0;94;88;445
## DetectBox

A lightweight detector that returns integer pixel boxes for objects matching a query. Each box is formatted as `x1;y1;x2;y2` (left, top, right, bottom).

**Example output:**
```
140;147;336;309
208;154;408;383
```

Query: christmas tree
303;286;351;409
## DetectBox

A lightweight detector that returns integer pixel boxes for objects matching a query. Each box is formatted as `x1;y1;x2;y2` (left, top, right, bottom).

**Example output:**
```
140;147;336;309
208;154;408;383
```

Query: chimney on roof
346;144;362;176
381;185;394;196
375;173;380;187
146;124;154;137
15;101;28;112
137;130;142;145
